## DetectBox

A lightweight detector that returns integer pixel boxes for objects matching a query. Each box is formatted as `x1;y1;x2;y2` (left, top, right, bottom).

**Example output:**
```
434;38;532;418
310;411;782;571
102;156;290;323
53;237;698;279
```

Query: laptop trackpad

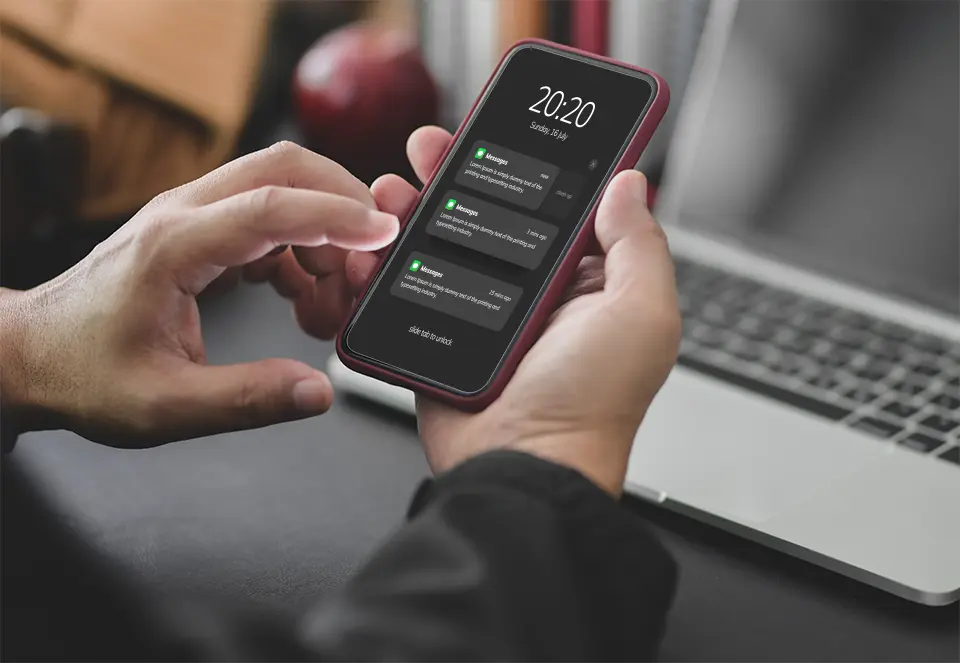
627;367;879;524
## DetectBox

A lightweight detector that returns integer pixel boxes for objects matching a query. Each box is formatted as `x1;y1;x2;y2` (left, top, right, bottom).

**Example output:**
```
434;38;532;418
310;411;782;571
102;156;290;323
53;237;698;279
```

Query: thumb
159;359;334;439
594;170;676;303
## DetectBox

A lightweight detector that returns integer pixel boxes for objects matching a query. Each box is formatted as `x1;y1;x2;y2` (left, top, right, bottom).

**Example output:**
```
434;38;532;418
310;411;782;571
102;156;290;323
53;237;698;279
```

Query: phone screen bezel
343;42;658;396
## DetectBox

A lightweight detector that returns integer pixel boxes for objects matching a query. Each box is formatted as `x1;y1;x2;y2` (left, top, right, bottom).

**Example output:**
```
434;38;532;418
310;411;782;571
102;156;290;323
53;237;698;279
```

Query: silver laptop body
629;0;959;605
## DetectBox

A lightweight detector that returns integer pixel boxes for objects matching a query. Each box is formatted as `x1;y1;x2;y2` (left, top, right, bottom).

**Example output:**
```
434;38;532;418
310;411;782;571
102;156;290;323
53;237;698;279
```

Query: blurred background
2;0;957;381
0;0;710;290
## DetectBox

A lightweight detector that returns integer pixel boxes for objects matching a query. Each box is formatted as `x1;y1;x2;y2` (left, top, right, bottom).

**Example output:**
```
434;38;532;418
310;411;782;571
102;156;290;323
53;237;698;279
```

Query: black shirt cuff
408;450;679;658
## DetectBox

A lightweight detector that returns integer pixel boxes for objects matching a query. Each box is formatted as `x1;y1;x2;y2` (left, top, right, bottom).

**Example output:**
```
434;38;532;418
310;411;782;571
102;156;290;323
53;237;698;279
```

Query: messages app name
418;265;443;278
482;153;509;167
454;203;478;218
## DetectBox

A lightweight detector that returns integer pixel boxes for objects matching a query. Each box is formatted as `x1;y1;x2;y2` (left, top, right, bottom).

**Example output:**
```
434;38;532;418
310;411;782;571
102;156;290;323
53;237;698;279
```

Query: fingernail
292;375;331;414
367;210;400;235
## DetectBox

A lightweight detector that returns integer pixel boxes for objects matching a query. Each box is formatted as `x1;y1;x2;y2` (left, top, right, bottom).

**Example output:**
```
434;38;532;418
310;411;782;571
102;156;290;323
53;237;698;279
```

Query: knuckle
639;214;669;246
266;140;306;165
143;188;179;210
232;377;281;426
141;210;178;233
144;180;198;211
131;213;175;259
270;139;301;154
247;185;284;218
234;379;261;416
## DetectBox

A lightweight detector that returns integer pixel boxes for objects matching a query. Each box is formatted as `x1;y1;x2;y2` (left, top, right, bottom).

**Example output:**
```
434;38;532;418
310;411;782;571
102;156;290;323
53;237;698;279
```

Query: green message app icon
445;198;457;210
474;147;487;159
409;260;421;272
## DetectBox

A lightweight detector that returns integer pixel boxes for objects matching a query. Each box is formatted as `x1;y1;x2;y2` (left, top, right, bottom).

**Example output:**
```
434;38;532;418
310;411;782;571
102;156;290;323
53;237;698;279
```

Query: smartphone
337;39;669;409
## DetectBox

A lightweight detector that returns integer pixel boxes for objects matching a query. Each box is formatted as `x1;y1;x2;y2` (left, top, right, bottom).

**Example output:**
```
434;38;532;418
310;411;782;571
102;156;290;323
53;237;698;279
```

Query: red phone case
336;39;670;411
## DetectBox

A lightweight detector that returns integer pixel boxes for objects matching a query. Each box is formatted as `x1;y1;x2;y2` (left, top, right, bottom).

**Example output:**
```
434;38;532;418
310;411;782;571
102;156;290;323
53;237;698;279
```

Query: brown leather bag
0;0;272;222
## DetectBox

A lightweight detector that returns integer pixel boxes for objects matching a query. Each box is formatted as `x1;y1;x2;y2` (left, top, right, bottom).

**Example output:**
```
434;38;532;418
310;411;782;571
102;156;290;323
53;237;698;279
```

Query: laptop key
784;362;817;379
835;310;873;329
919;414;959;434
790;313;831;336
806;373;843;392
939;446;960;466
699;303;732;327
864;337;907;361
736;317;777;341
725;339;765;362
842;385;881;405
756;303;795;323
899;433;946;454
805;300;837;317
891;380;927;397
812;342;854;365
931;392;960;411
829;327;869;349
873;320;913;343
774;332;815;354
677;355;852;422
910;362;941;378
911;332;947;356
770;291;799;307
851;417;903;439
882;401;921;419
689;325;727;348
854;362;894;382
717;287;749;306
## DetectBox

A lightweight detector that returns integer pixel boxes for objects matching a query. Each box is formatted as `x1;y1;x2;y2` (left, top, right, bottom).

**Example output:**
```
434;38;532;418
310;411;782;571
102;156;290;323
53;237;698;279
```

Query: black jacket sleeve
2;450;677;661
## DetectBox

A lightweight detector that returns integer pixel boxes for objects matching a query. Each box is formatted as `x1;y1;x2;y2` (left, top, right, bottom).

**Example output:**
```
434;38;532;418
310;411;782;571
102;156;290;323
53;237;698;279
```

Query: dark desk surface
15;283;959;661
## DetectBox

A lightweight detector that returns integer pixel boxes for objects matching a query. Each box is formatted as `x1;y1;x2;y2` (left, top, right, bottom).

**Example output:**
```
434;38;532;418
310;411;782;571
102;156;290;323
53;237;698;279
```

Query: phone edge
336;38;671;411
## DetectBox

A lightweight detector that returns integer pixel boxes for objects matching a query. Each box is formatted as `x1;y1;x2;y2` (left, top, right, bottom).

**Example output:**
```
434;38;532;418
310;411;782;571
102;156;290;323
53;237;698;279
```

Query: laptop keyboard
674;257;960;468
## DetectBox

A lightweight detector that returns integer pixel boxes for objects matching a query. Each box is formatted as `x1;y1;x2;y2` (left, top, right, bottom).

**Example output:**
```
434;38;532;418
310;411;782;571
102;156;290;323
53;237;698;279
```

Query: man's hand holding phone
334;127;680;495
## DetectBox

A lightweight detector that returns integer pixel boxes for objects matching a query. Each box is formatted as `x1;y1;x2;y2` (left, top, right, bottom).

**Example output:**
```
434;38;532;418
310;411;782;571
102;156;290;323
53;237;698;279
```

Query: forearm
300;451;678;661
1;287;30;448
3;447;677;660
1;286;72;450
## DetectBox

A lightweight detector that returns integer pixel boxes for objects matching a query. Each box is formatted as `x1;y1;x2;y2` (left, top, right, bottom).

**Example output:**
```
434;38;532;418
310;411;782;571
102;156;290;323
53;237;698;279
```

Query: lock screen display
344;44;656;394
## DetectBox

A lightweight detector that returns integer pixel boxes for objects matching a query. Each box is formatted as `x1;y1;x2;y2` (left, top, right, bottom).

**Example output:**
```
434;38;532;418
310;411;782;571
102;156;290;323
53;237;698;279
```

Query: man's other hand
0;142;399;446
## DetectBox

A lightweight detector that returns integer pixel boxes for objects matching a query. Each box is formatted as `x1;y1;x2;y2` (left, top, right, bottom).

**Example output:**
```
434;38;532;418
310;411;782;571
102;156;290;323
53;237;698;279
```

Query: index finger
165;186;399;292
407;126;453;184
160;141;375;209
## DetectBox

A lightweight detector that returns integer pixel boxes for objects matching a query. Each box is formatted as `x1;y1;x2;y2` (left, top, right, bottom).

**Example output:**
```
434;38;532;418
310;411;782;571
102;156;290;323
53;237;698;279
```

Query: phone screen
344;43;656;394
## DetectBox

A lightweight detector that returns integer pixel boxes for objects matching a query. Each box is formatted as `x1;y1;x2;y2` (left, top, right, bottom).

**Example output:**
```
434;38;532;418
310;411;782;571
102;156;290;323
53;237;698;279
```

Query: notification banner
454;141;559;209
390;252;523;331
426;191;559;269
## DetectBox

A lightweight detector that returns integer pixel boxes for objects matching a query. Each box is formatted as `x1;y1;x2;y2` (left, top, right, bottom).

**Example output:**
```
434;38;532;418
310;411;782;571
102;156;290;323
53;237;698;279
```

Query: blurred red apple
293;23;439;183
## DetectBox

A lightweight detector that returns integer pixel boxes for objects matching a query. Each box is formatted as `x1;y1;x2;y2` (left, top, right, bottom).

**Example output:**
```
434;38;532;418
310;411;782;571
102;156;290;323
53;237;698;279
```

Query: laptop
328;0;960;605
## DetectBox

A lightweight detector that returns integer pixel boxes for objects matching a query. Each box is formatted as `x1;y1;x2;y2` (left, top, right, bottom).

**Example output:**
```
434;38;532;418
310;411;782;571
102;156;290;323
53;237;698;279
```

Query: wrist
491;409;633;497
1;288;57;436
415;449;621;514
451;420;630;497
420;402;635;497
509;433;630;497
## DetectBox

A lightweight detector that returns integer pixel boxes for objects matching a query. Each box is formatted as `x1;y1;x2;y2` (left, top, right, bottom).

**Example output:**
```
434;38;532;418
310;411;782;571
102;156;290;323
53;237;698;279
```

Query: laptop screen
666;0;959;315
